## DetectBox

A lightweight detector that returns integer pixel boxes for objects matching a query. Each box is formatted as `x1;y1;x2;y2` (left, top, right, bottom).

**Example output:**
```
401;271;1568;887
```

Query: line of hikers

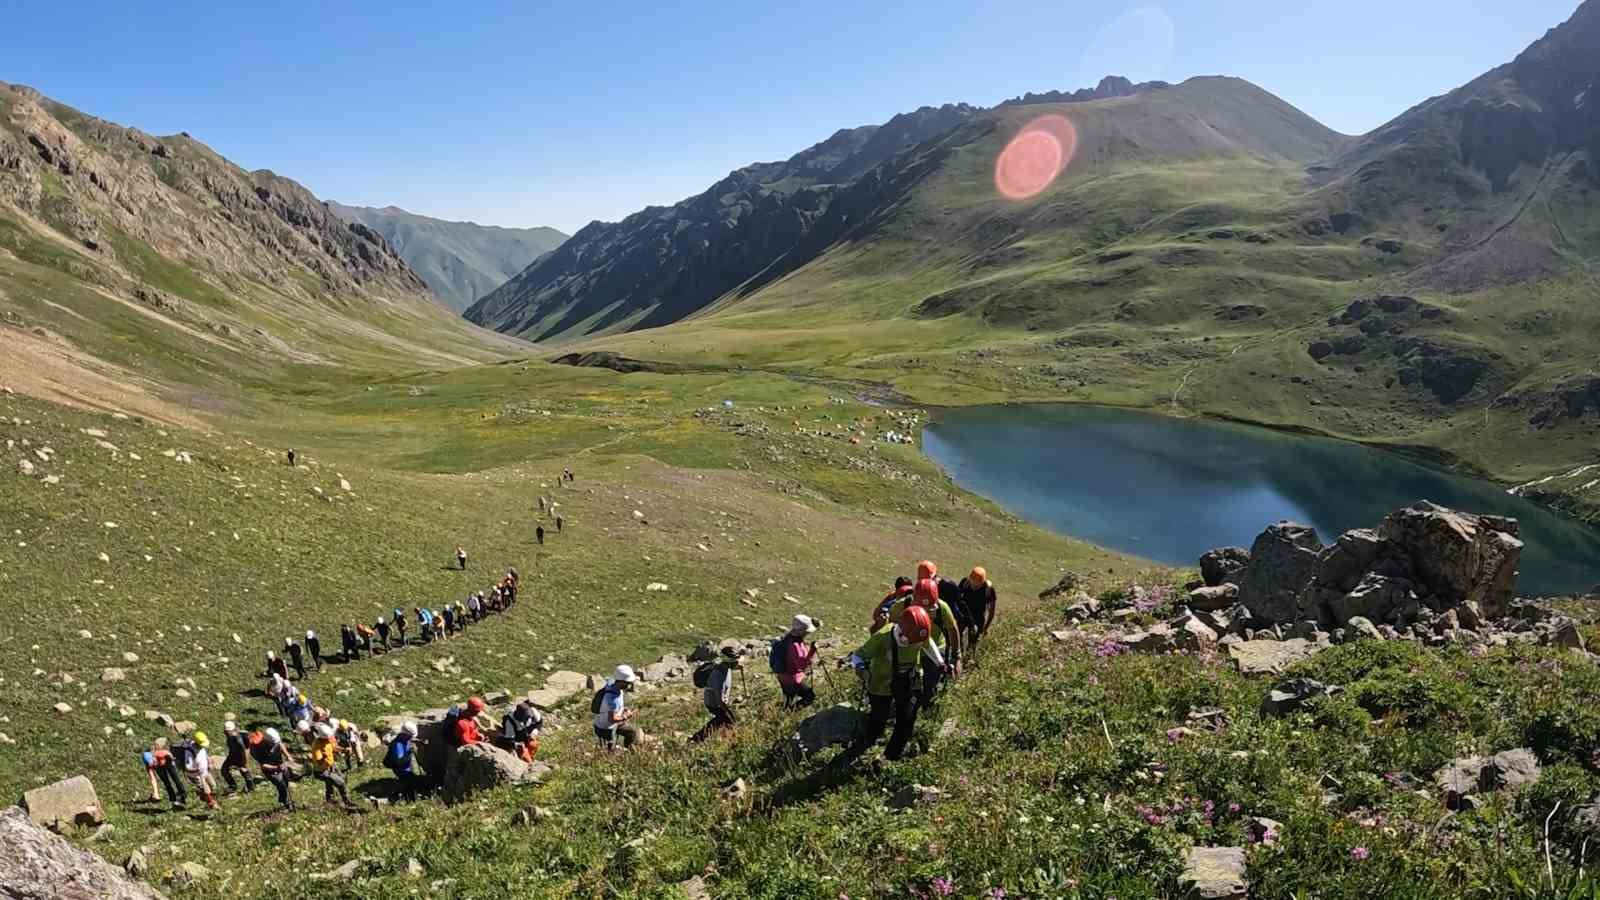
263;569;521;685
607;559;997;760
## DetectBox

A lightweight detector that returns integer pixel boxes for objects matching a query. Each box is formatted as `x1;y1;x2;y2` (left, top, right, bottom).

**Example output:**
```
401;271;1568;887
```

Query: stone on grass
100;668;125;683
441;742;542;801
1187;583;1239;611
888;783;943;809
1227;638;1323;675
788;704;865;756
1435;748;1541;810
168;862;210;886
1180;846;1249;900
1261;677;1340;716
22;776;104;832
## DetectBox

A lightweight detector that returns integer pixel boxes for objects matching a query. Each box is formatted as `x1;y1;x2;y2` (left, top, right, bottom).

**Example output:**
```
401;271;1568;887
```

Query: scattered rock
124;848;148;878
310;857;378;882
21;776;103;832
406;857;425;878
1226;638;1323;675
1187;583;1239;611
787;704;865;757
100;668;125;683
1038;570;1083;600
1261;677;1341;716
721;778;749;801
645;582;669;592
1199;547;1250;587
1246;816;1283;846
51;703;72;715
888;783;943;810
1180;846;1249;900
1436;748;1542;810
168;861;210;887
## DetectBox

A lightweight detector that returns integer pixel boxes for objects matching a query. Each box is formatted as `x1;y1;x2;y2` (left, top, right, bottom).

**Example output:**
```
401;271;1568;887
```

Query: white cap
295;719;311;732
306;629;315;640
612;664;638;684
402;721;419;736
266;650;276;660
224;720;237;732
265;727;281;743
284;637;293;647
790;614;818;636
314;722;335;739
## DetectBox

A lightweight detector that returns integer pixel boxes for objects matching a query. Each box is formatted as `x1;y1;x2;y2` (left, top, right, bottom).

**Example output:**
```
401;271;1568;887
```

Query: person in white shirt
592;665;641;751
186;731;218;810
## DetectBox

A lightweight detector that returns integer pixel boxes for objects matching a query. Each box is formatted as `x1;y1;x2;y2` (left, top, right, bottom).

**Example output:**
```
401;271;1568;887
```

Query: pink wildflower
1351;846;1370;860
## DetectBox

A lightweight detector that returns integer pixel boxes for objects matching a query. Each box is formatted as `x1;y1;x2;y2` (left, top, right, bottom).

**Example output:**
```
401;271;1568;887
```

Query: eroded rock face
1237;523;1323;624
0;805;162;899
1378;502;1522;618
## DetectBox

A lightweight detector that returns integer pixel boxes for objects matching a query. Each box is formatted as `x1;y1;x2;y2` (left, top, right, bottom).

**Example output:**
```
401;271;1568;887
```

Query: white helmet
295;719;311;733
266;650;276;660
612;664;638;684
314;722;335;739
265;727;281;744
402;721;419;737
284;637;293;647
305;629;315;640
223;720;237;733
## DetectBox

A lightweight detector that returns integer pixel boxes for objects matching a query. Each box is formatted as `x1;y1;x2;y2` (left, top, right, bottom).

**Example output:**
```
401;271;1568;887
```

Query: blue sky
1;0;1582;232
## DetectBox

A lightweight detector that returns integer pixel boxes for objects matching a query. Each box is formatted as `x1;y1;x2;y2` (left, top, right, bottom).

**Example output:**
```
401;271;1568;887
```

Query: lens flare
994;114;1078;201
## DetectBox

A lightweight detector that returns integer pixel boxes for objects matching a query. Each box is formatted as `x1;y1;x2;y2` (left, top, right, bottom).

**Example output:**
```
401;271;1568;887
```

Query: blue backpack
768;635;798;674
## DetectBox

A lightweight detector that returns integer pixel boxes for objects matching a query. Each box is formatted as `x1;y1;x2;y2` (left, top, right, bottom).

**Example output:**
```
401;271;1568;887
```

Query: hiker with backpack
340;624;359;662
457;545;468;570
440;604;456;639
872;577;914;632
184;731;219;810
771;615;820;709
536;525;545;545
592;665;641;751
466;592;482;622
356;621;376;655
415;607;434;643
447;697;487;747
692;647;743;743
251;728;297;811
847;605;945;762
220;721;255;795
499;701;544;762
384;722;421;801
285;637;306;680
268;671;293;717
375;617;391;651
287;448;296;467
309;722;355;808
454;600;468;631
145;738;187;809
335;718;366;770
265;649;290;682
305;629;323;671
392;608;408;646
956;566;998;653
884;577;963;708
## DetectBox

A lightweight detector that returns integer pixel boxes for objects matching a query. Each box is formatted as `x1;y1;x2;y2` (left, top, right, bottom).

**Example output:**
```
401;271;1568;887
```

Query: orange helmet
247;730;264;747
969;566;988;586
898;605;932;643
916;560;937;580
466;696;486;714
913;578;939;608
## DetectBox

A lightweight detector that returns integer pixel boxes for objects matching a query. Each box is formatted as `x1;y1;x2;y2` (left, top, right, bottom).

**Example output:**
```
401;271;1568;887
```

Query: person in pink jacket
775;614;819;708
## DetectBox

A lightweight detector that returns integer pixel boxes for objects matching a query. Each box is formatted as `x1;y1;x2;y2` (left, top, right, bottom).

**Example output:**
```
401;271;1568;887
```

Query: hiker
454;600;468;632
457;545;468;570
872;577;914;631
772;614;820;708
285;637;306;680
384;722;421;801
556;514;563;533
440;604;455;639
539;496;547;513
956;566;998;652
692;647;742;743
185;731;219;810
265;650;289;682
220;721;255;795
268;671;292;716
848;605;944;762
446;697;487;747
466;592;482;622
536;525;545;545
886;577;963;707
310;723;354;808
305;629;323;671
499;701;544;762
356;621;376;655
251;728;297;811
415;607;433;643
145;738;187;808
392;608;408;646
375;617;391;651
287;448;296;467
340;624;359;662
503;575;518;606
592;665;641;751
286;692;313;727
335;718;366;770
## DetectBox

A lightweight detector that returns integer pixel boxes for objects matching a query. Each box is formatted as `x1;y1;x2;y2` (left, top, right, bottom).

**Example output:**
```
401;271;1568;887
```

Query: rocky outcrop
1237;522;1323;623
1199;547;1249;587
1435;748;1542;810
0;806;162;899
441;743;549;802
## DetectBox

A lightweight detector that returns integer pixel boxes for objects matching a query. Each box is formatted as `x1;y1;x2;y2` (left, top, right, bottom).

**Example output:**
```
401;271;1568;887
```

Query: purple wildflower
1350;846;1370;861
932;877;954;896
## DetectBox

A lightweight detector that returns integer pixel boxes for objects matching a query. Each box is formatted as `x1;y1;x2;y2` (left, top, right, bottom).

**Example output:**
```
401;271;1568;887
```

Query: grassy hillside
329;203;567;313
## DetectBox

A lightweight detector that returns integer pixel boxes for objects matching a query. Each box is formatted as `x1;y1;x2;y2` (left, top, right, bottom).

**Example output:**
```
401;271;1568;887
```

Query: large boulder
21;776;102;833
1435;748;1541;810
441;742;546;802
1323;573;1415;627
526;670;589;710
1171;612;1219;652
1312;529;1384;595
1180;846;1249;900
640;655;690;683
1378;502;1522;618
789;704;866;756
1199;547;1251;587
1238;522;1323;624
0;806;162;899
1187;583;1239;612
